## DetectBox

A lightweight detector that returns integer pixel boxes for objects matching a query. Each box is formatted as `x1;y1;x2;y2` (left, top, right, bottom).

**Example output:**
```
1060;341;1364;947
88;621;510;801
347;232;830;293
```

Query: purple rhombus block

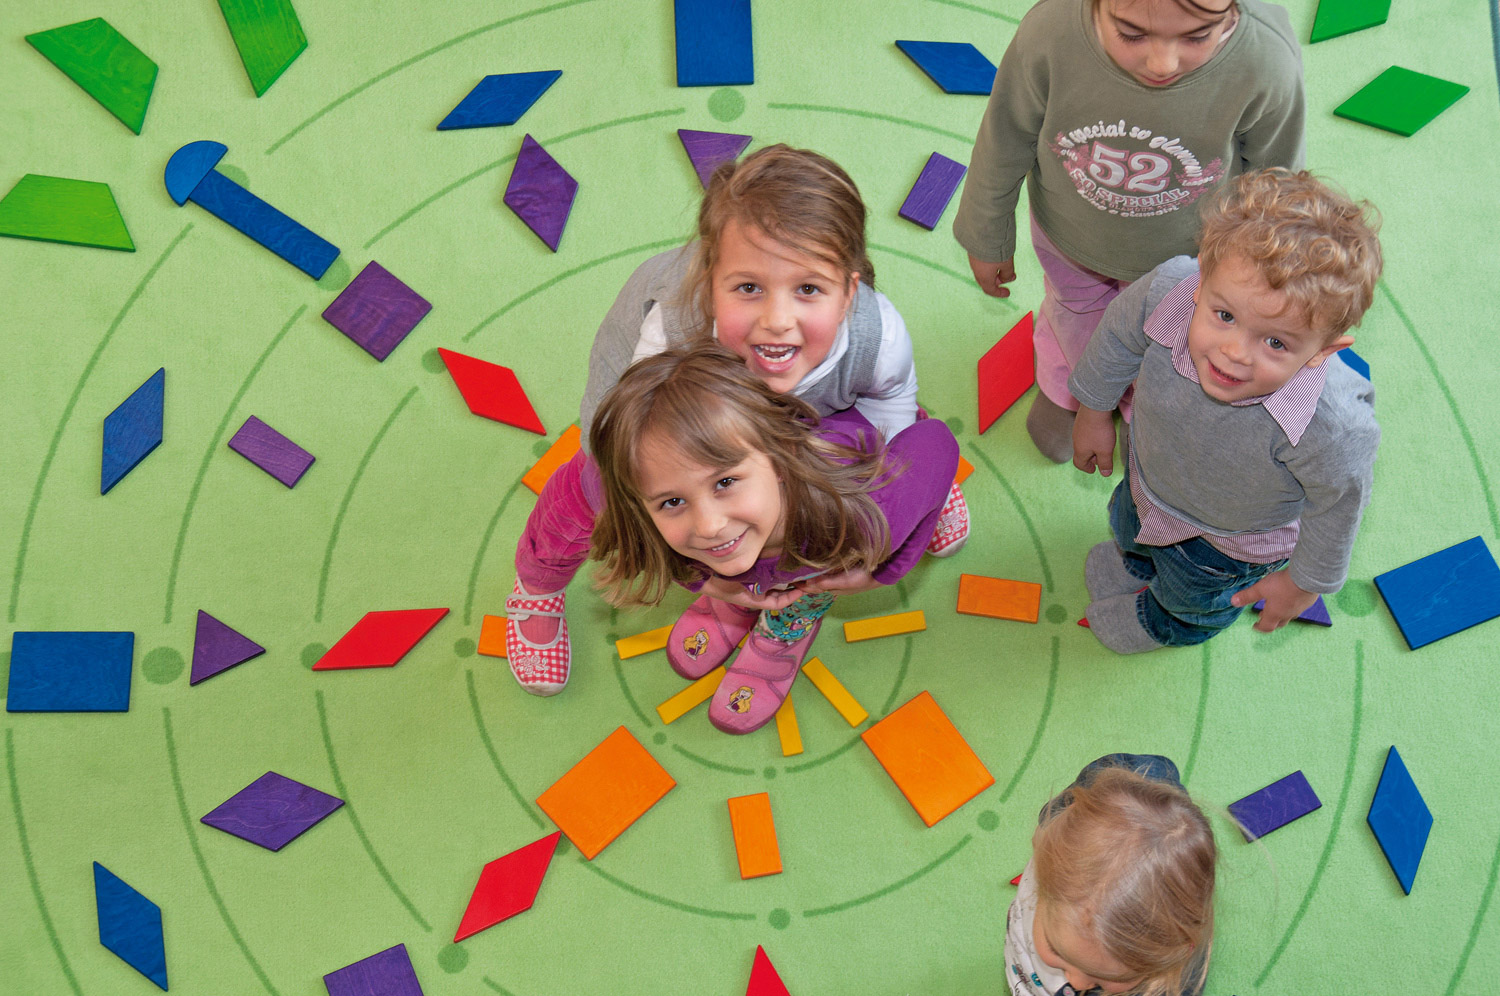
503;134;577;251
201;771;344;850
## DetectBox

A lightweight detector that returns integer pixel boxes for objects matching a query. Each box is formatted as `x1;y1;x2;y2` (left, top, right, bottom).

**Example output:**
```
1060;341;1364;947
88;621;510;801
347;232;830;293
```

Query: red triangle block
313;608;449;670
454;831;561;941
1010;873;1022;886
977;311;1035;434
746;945;791;996
438;347;545;434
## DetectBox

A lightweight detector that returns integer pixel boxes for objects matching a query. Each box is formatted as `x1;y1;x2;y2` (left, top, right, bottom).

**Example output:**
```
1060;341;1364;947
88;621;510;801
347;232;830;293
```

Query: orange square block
955;455;974;486
536;727;676;859
861;691;994;827
477;614;507;658
522;424;581;495
957;574;1042;623
727;792;782;879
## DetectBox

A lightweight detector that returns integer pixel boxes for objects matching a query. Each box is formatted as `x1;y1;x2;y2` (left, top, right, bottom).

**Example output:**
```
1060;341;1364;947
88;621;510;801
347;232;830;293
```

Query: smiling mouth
752;343;798;365
701;533;743;557
1208;362;1245;385
1142;74;1180;86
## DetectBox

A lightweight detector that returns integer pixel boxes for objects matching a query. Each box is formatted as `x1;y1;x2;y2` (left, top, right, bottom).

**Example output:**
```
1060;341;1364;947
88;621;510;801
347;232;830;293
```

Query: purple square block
324;944;424;996
678;128;751;188
201;771;344;851
1228;770;1321;840
503;134;577;252
321;261;432;361
899;152;967;230
228;415;315;488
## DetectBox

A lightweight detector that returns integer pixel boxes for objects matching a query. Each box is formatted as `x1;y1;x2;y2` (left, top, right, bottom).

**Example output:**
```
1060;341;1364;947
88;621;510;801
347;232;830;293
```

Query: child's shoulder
1299;360;1379;464
1235;1;1302;62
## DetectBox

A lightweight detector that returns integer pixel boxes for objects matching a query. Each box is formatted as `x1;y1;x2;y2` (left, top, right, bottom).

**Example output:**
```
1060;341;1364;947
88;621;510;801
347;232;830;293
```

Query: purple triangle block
191;610;265;685
321;261;432;361
502;134;577;252
201;771;344;851
1252;595;1332;627
677;129;751;188
324;944;425;996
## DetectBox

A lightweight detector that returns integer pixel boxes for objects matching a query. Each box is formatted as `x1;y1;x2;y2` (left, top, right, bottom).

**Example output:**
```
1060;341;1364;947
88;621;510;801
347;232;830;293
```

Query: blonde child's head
1031;765;1216;996
589;344;889;607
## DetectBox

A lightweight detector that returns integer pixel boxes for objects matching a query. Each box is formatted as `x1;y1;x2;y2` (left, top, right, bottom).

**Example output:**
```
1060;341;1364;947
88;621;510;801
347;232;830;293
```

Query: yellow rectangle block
775;694;803;757
536;726;676;860
801;657;868;726
957;574;1042;623
522;424;581;495
843;610;926;643
727;792;782;879
617;624;671;659
656;666;725;724
477;614;507;658
955;455;974;486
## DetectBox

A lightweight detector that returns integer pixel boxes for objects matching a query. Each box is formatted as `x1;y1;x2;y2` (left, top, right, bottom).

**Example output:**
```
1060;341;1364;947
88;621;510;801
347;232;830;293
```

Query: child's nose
693;504;727;538
1146;41;1179;77
760;294;795;333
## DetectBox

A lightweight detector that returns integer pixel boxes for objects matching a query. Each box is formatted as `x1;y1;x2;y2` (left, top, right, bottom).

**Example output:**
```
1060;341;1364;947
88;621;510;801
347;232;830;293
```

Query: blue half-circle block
165;141;227;205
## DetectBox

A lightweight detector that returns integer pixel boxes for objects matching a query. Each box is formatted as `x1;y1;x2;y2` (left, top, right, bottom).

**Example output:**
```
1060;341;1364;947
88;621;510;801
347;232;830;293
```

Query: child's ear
1306;334;1355;368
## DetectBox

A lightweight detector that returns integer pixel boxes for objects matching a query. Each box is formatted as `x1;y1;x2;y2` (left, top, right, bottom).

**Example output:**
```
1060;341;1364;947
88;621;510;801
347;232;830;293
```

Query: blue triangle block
438;71;561;130
7;631;133;712
101;368;164;494
895;40;996;95
1366;746;1432;894
94;863;167;990
1375;536;1500;649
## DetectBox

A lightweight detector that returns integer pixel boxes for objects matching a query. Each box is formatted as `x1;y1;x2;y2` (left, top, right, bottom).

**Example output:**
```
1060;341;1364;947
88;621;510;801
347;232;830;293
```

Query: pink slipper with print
926;482;969;557
668;594;759;680
505;580;569;695
709;620;821;735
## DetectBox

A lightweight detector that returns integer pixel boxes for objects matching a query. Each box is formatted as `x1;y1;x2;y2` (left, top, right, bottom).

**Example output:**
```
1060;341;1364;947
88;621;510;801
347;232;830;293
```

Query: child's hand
967;255;1016;298
700;576;804;611
1231;570;1318;633
1072;407;1116;476
795;568;881;596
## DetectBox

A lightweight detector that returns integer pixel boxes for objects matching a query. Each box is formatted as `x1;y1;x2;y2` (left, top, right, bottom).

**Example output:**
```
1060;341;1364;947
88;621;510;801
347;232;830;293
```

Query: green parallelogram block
217;0;308;97
1309;0;1391;43
25;18;158;135
1334;67;1469;137
0;174;134;251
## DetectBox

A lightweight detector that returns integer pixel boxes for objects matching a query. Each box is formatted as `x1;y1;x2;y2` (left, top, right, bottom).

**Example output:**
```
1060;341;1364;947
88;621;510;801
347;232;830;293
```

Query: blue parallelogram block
1228;770;1322;840
1374;536;1500;649
674;0;753;87
101;367;164;494
7;631;133;712
1367;746;1432;894
94;863;167;990
895;40;996;95
439;70;561;129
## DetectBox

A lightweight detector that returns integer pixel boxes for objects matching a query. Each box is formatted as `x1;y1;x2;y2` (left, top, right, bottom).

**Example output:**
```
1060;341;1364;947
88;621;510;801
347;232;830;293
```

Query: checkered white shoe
926;482;969;557
505;581;570;695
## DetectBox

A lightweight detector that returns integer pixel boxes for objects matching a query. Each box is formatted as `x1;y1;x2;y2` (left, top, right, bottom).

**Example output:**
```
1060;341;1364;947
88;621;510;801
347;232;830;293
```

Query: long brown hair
590;344;891;606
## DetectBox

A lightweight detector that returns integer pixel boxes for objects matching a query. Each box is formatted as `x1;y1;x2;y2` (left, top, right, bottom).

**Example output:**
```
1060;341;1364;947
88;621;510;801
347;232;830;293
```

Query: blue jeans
1109;478;1285;647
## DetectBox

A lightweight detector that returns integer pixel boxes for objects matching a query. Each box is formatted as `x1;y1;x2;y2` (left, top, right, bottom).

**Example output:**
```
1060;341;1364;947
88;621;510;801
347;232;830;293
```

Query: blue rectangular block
1367;746;1432;894
674;0;753;87
1374;536;1500;649
1228;770;1321;840
189;169;339;279
7;631;133;712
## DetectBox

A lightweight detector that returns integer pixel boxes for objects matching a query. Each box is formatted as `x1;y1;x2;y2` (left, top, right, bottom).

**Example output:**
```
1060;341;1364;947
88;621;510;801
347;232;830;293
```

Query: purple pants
1030;217;1130;414
514;449;603;593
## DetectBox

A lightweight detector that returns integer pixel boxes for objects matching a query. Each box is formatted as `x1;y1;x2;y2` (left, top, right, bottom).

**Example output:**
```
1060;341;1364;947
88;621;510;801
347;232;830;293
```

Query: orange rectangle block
727;792;782;879
477;614;507;658
861;691;994;827
522;424;581;495
536;727;676;860
954;455;974;486
956;574;1042;623
843;610;926;643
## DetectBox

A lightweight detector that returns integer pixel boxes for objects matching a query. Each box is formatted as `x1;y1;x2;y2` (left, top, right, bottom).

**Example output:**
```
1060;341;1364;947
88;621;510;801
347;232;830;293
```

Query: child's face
1034;905;1140;994
634;430;785;578
712;220;858;395
1094;0;1235;87
1188;253;1352;403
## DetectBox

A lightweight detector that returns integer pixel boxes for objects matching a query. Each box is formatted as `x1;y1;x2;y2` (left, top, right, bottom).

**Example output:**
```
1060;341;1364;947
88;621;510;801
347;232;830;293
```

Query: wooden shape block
523;425;582;494
7;631;133;712
656;666;725;724
674;0;754;87
0;173;134;251
1334;67;1469;137
678;129;753;188
1309;0;1391;42
191;609;265;684
26;18;157;134
843;610;925;643
217;0;308;97
321;261;432;361
438;348;546;434
101;367;164;494
728;792;782;879
503;134;578;251
477;614;507;658
617;624;672;659
439;70;562;129
323;943;425;996
774;694;803;757
454;831;561;941
1009;873;1022;886
956;574;1041;623
746;945;791;996
1374;536;1500;649
1338;347;1369;380
894;40;996;95
200;771;344;850
1252;595;1333;627
314;608;449;670
186;167;340;279
954;455;974;486
861;690;995;827
1228;770;1321;841
1367;746;1432;894
93;863;167;990
800;658;867;726
978;312;1035;433
899;152;967;230
228;415;315;487
536;726;676;860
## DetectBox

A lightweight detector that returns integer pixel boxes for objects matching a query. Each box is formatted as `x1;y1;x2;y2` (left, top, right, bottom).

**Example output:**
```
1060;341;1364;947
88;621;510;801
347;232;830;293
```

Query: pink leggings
514;449;603;593
1030;217;1130;414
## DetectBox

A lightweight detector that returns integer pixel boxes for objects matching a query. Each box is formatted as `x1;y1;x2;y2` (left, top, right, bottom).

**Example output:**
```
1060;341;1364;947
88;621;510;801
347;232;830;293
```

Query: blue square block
895;40;996;95
1366;746;1432;894
7;632;133;711
437;70;561;130
1374;536;1500;649
674;0;753;86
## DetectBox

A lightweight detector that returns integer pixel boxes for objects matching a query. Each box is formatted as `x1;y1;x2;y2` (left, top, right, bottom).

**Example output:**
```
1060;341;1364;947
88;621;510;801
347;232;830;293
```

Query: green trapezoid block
218;0;308;97
0;174;134;251
25;18;158;135
1309;0;1391;43
1334;66;1469;137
